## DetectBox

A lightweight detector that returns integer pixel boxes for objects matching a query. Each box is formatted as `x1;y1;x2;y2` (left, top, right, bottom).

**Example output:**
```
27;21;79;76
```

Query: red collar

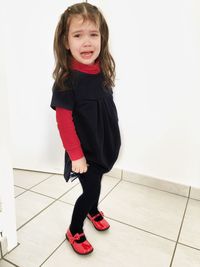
70;57;100;74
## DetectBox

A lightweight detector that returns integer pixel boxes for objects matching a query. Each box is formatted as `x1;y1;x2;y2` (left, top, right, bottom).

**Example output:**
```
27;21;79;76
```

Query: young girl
51;2;121;255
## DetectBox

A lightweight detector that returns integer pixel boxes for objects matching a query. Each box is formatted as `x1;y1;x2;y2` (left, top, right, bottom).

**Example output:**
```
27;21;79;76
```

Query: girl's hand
72;156;89;173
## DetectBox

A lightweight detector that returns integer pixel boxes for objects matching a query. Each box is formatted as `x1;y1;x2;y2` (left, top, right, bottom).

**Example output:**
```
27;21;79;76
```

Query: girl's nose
83;36;92;46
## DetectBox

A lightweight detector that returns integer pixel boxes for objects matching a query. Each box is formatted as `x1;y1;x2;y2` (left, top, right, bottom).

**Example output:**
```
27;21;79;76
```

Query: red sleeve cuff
56;107;84;161
67;147;84;161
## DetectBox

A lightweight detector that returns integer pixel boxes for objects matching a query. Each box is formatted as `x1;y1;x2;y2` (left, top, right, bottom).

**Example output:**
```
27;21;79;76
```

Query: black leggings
69;164;104;234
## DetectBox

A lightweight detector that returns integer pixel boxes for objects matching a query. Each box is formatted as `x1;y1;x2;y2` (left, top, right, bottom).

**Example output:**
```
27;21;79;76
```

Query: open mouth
80;51;93;58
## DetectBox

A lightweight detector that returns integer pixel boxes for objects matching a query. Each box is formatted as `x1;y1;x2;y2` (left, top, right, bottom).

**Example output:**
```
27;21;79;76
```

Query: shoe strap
69;232;85;244
90;211;104;221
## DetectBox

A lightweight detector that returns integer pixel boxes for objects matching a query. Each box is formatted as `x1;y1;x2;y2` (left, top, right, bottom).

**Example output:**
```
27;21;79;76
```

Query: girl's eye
91;33;99;37
73;33;99;38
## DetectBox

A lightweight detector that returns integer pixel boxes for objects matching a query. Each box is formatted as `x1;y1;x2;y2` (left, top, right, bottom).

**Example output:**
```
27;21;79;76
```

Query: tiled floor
1;169;200;267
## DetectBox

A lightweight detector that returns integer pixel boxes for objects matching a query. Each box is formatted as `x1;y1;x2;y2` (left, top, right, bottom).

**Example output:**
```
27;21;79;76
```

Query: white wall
92;0;200;187
4;0;200;187
0;4;17;250
5;0;79;174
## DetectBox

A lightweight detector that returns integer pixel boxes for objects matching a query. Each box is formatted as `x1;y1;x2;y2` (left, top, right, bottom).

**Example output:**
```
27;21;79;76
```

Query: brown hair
53;2;115;90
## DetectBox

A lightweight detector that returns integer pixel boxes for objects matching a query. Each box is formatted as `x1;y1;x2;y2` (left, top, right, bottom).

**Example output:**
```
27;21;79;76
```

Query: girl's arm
56;107;88;173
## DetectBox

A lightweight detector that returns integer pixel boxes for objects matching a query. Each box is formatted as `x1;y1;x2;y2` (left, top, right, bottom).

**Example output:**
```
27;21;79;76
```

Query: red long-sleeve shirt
56;108;84;160
55;58;100;161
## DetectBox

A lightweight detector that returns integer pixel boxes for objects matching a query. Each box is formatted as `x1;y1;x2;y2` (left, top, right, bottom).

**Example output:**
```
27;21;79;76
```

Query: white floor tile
59;182;82;205
60;175;120;205
7;170;194;267
5;201;73;267
42;218;175;267
190;187;200;201
15;191;54;229
100;176;121;201
14;186;26;197
172;244;200;267
13;169;52;189
0;260;15;267
179;199;200;249
99;181;187;240
31;174;78;199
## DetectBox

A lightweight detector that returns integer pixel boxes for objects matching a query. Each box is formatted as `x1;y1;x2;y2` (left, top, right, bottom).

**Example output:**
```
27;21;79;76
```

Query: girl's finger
73;167;78;173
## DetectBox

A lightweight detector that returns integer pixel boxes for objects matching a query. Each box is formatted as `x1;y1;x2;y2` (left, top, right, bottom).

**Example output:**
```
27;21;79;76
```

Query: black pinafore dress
51;70;121;182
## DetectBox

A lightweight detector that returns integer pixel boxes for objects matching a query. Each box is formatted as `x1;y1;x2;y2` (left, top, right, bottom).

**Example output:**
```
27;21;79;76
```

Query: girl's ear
65;43;69;50
65;41;69;50
64;36;70;50
65;44;70;50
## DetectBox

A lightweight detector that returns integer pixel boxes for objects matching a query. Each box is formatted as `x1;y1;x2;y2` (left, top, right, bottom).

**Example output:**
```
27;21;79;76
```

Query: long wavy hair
53;2;115;90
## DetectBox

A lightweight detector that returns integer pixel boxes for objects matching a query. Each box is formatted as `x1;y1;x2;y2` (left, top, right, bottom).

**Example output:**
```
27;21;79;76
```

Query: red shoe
87;211;110;231
66;229;93;255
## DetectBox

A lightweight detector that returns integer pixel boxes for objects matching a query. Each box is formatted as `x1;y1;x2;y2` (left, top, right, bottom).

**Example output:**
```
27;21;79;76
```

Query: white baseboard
109;168;191;197
190;187;200;200
106;168;122;179
14;167;200;199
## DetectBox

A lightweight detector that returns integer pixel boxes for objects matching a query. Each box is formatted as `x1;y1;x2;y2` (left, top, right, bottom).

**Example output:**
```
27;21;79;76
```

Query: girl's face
66;15;101;65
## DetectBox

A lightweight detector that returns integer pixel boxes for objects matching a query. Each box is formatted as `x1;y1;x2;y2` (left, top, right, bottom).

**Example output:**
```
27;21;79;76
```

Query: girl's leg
89;199;99;216
69;165;103;235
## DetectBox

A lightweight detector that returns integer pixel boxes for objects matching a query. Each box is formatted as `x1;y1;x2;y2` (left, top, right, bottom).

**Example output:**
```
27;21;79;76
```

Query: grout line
0;258;20;267
15;186;60;201
14;185;29;195
169;187;191;267
57;199;74;206
57;177;120;206
13;168;58;176
15;168;199;199
188;186;191;198
16;180;80;202
0;242;2;260
99;179;122;204
26;175;121;209
123;178;189;200
14;191;27;199
14;173;55;194
17;183;79;231
24;174;55;190
105;173;121;180
177;242;200;252
188;196;200;202
12;169;200;265
2;243;20;256
59;176;121;206
39;239;67;266
14;185;27;189
28;190;58;201
103;216;176;244
15;172;190;203
122;173;190;196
